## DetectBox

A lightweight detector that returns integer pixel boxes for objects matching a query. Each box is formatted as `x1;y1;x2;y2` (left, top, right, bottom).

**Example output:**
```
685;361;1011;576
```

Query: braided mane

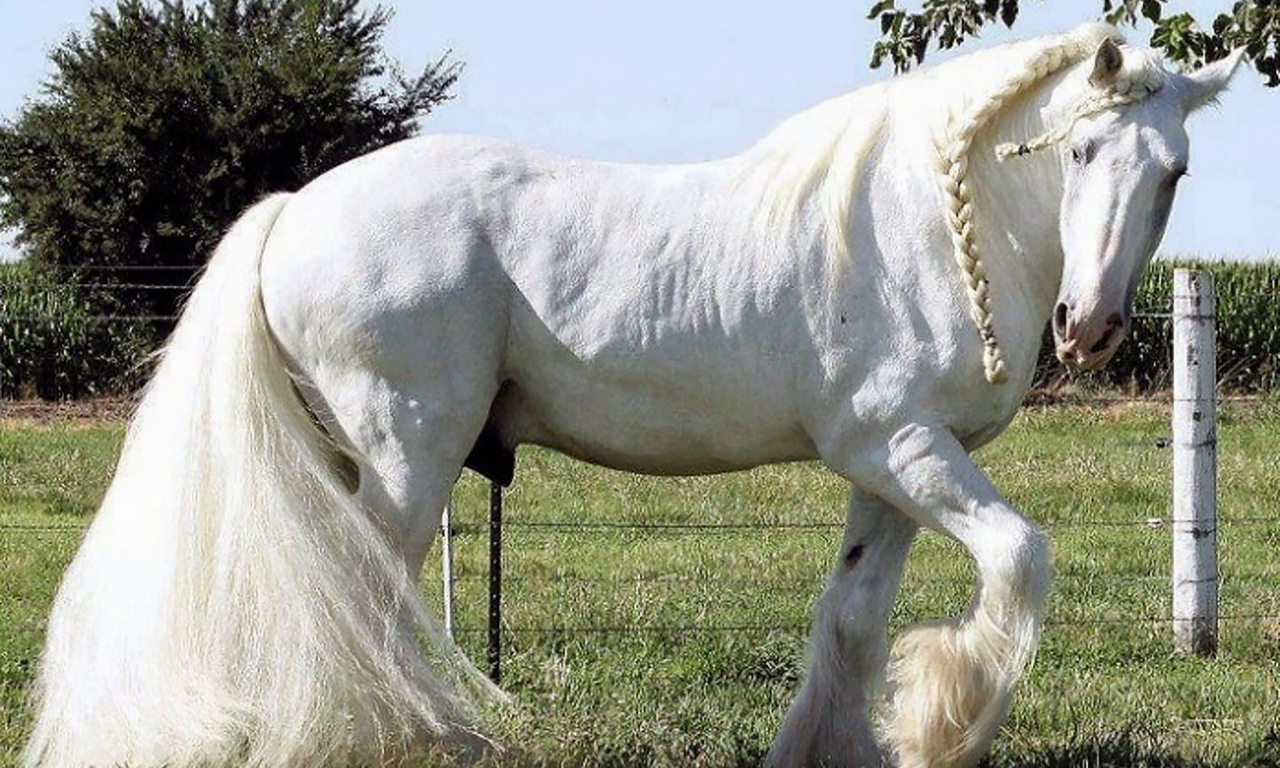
995;45;1168;161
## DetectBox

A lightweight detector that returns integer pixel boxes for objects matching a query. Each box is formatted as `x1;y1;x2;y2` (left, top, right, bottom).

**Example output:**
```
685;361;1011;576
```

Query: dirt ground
1;388;1263;429
0;398;138;425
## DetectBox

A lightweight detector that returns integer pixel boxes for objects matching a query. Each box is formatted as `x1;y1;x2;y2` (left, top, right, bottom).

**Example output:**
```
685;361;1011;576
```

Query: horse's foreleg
767;489;917;768
851;423;1050;768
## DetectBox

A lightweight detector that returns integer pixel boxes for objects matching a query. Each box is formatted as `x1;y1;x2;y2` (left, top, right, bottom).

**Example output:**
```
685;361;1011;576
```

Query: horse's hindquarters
26;195;494;768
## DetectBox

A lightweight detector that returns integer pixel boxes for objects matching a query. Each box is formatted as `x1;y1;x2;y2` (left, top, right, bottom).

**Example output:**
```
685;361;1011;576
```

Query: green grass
2;403;1279;767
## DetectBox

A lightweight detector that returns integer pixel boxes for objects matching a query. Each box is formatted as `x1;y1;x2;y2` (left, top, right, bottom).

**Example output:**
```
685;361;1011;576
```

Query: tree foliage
867;0;1280;86
0;0;459;314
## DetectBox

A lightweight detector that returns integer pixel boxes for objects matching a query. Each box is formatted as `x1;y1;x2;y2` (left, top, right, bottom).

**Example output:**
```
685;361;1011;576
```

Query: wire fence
2;405;1279;683
3;267;1279;689
6;263;1277;393
426;505;1279;684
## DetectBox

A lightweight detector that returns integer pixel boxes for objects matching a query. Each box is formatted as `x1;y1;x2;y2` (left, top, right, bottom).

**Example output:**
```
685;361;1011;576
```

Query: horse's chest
945;372;1033;450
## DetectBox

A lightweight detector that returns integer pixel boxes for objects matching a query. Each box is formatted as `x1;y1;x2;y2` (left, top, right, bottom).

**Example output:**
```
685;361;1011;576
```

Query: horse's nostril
1053;302;1069;336
1107;312;1124;330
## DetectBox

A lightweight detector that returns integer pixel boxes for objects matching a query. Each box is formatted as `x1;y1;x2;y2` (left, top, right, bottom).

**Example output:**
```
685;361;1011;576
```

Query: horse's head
1052;39;1245;369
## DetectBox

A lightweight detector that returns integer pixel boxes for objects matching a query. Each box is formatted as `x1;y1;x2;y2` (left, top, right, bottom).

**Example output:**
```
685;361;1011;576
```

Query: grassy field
2;402;1279;767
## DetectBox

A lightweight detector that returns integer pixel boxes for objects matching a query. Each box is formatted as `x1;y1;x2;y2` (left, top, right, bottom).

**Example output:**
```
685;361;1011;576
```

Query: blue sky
1;0;1276;260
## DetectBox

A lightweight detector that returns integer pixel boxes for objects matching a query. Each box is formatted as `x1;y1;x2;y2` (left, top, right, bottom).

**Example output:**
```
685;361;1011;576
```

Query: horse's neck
945;70;1083;372
981;68;1098;346
968;125;1066;333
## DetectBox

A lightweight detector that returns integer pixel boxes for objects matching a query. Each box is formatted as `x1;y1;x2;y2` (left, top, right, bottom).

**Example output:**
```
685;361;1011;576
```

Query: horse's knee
976;518;1051;615
815;563;907;672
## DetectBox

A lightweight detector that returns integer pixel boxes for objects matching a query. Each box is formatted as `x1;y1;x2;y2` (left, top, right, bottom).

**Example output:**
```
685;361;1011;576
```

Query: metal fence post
487;481;503;682
440;497;454;641
1172;268;1217;656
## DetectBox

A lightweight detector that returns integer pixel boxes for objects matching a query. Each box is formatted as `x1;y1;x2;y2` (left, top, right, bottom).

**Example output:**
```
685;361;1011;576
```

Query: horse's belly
496;370;815;476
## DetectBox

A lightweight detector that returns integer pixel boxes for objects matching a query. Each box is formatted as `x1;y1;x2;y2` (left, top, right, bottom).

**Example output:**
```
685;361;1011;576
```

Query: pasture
2;401;1279;768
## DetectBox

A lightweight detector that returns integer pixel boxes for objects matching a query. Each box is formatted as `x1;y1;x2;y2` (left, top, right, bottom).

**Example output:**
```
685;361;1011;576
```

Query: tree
866;1;1280;86
0;0;459;316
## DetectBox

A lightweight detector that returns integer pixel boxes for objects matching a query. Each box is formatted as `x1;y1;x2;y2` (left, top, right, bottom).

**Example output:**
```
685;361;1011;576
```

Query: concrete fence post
1172;268;1217;656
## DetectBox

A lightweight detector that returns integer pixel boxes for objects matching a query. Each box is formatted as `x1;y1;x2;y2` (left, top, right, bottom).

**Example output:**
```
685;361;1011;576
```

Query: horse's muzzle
1053;302;1127;370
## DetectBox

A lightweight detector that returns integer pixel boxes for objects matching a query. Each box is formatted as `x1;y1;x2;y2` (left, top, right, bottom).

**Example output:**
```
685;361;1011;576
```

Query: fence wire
2;412;1278;679
4;515;1277;536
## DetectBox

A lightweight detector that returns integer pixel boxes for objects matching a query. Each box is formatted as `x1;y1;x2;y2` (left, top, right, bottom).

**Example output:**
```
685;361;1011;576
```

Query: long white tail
23;195;492;768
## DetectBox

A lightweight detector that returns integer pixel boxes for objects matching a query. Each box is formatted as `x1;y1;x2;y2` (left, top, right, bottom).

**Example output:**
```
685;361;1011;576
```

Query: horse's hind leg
305;366;503;760
766;488;917;768
327;368;496;576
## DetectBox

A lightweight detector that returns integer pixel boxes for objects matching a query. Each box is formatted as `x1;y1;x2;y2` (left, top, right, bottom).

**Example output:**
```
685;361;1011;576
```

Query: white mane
742;24;1121;248
740;84;889;253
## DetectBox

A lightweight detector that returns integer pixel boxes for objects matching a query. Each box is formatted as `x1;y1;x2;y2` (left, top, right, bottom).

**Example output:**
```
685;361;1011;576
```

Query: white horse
25;22;1244;768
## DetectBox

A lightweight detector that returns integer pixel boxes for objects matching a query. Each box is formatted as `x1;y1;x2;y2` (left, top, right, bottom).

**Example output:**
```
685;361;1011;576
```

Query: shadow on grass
448;725;1280;768
37;493;96;518
990;726;1280;768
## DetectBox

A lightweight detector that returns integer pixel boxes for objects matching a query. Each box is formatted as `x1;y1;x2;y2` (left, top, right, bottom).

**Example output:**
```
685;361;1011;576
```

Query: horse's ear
1089;38;1123;89
1180;47;1247;112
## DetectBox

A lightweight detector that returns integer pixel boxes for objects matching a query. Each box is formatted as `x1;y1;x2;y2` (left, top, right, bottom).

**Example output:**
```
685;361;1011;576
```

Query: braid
935;26;1123;385
995;77;1161;161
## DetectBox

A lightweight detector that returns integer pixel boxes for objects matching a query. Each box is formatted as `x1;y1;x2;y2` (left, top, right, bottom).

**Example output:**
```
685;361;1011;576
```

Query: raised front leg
767;489;918;768
848;423;1050;768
